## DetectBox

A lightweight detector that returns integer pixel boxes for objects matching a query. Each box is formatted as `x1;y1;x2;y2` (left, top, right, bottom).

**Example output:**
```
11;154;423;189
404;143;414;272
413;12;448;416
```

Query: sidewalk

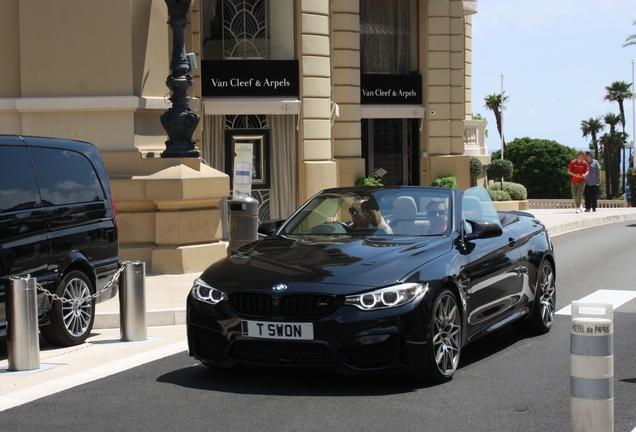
93;206;636;329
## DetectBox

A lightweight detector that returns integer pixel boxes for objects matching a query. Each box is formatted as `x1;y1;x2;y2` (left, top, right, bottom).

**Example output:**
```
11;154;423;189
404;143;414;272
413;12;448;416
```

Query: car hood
199;235;453;294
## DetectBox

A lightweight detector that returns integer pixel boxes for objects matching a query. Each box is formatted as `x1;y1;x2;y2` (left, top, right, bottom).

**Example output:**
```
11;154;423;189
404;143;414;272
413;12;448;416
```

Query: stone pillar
106;156;230;274
423;0;469;188
299;0;338;203
464;13;474;120
332;0;365;186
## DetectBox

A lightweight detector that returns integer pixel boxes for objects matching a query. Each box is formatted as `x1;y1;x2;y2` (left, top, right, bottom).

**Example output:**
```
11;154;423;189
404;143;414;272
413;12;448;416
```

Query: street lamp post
632;60;635;169
161;0;200;158
500;73;504;160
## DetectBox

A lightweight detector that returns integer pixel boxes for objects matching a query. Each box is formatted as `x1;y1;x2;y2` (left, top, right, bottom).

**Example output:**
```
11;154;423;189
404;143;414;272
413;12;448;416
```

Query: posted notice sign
233;143;253;198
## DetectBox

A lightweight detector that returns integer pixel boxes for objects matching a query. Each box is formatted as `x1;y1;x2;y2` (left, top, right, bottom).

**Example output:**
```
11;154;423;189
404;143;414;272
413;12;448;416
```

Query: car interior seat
391;196;427;235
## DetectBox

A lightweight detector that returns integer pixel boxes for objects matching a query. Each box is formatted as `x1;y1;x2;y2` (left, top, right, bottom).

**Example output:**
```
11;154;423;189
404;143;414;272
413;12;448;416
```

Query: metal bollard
118;261;147;342
7;276;40;371
571;301;613;432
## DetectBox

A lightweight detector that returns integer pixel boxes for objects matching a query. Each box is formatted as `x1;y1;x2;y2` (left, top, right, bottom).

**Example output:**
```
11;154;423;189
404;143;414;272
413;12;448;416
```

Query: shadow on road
157;324;533;397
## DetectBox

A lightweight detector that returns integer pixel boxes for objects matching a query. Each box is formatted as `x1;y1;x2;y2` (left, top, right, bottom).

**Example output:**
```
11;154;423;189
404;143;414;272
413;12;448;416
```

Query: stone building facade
0;0;488;273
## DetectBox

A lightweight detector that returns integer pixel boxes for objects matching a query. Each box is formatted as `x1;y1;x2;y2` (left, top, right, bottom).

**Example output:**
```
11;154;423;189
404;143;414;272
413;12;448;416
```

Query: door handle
508;237;517;247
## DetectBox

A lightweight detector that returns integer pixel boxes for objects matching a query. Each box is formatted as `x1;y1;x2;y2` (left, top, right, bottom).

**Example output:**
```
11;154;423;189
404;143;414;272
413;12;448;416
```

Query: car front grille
230;293;272;317
228;340;337;366
229;293;339;318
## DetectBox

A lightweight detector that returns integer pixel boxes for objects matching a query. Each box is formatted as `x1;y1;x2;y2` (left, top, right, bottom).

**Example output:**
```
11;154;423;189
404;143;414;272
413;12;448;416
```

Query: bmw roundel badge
272;283;288;292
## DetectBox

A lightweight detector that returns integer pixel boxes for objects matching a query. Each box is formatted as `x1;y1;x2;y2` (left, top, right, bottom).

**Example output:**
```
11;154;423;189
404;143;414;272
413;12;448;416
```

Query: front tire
513;260;556;335
422;289;462;383
41;270;95;346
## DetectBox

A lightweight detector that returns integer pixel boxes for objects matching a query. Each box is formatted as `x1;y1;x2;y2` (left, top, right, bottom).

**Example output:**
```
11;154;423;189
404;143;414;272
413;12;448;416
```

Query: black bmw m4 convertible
187;186;555;383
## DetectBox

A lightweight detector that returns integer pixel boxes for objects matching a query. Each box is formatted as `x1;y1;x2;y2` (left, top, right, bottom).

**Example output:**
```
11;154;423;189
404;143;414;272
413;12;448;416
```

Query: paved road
1;221;636;431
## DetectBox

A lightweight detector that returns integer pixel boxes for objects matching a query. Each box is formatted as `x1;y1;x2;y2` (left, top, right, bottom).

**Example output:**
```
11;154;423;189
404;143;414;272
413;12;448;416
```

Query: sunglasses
429;209;447;217
349;207;362;215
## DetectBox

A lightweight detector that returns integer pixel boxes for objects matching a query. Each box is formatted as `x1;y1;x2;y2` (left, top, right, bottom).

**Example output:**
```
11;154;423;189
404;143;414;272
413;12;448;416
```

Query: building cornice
0;96;199;113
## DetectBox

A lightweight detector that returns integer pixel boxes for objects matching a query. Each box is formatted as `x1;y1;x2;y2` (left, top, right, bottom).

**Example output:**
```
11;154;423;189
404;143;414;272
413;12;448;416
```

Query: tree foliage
484;92;509;158
469;157;483;186
625;20;636;47
492;138;577;199
604;81;633;196
580;117;604;160
486;158;513;190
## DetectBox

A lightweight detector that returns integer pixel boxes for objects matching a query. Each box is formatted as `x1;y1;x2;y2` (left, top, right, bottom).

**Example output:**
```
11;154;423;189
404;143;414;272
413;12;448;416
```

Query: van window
29;148;106;206
0;146;41;212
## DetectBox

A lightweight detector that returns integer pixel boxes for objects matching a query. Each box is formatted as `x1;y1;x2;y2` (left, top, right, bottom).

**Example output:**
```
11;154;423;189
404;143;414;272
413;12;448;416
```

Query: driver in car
426;200;448;234
349;197;393;234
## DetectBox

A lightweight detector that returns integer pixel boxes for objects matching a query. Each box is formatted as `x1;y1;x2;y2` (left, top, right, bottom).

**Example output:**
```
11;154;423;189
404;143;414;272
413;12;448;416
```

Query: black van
0;135;119;346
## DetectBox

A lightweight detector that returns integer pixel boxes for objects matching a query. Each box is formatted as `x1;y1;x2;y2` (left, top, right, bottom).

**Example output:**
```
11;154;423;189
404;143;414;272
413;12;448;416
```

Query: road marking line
0;340;187;412
556;290;636;316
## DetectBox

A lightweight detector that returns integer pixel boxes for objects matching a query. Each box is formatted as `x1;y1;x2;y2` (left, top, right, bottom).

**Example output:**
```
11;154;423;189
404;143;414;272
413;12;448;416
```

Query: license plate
242;320;314;340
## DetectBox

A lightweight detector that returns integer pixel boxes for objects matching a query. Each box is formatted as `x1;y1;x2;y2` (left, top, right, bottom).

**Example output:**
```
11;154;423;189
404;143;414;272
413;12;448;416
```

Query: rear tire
41;270;95;346
422;289;462;383
513;260;556;335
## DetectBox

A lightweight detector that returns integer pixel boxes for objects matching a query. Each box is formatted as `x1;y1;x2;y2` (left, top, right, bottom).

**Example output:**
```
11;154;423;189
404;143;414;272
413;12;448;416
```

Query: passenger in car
426;200;448;234
349;196;393;234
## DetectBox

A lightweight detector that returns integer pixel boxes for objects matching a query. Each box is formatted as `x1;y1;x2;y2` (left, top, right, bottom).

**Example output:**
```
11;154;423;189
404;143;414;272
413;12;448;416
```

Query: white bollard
571;301;613;432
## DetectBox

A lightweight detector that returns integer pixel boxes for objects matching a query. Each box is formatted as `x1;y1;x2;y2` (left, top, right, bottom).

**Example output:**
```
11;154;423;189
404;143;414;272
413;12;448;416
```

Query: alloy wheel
538;263;556;328
432;294;461;377
61;277;93;337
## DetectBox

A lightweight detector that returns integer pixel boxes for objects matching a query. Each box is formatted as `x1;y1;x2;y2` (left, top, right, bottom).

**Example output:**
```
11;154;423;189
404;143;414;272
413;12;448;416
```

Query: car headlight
344;282;427;311
191;278;228;305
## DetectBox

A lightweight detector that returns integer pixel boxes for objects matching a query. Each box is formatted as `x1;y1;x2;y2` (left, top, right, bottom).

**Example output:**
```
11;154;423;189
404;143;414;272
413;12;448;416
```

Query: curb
94;308;187;329
546;213;636;237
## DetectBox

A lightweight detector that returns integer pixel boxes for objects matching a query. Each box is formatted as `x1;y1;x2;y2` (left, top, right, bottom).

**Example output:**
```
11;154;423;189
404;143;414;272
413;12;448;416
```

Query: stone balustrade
528;199;627;209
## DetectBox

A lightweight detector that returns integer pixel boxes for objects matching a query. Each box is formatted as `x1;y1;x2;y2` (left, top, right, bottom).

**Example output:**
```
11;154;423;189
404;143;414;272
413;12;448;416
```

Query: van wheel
41;270;95;346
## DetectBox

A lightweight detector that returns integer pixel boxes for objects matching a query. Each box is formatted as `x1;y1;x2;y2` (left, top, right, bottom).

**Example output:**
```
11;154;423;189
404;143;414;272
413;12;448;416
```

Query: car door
459;196;524;336
28;146;110;290
0;143;48;332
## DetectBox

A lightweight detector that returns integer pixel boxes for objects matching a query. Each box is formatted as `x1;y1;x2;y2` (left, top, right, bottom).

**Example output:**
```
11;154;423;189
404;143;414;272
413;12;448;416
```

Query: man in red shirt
568;150;589;213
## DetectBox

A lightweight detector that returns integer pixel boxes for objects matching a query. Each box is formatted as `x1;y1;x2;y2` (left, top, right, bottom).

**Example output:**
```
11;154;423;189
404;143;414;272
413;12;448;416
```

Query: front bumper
186;293;430;374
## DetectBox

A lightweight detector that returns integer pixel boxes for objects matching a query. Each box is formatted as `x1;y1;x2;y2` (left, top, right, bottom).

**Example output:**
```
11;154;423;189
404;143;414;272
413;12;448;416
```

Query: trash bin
228;196;259;252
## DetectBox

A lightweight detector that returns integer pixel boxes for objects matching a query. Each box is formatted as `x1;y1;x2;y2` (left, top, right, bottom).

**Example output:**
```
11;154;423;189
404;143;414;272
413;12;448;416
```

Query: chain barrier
36;261;128;305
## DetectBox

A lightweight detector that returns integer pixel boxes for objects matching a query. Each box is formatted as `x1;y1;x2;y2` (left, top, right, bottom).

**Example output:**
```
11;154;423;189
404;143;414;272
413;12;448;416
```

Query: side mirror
464;220;503;241
258;219;285;237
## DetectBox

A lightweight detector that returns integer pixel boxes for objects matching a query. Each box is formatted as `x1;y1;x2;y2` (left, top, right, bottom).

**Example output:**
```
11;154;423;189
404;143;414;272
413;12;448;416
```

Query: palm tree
602;113;622;197
484;92;509;158
604;81;634;191
580;117;604;160
624;20;636;47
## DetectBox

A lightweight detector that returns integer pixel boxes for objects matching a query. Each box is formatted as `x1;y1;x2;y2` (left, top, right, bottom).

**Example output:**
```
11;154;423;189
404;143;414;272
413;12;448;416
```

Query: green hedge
432;175;458;189
355;177;383;186
488;181;527;200
487;189;512;201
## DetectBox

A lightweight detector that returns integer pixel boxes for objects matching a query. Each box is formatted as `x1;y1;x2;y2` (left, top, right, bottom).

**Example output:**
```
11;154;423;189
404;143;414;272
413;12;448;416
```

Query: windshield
281;187;453;237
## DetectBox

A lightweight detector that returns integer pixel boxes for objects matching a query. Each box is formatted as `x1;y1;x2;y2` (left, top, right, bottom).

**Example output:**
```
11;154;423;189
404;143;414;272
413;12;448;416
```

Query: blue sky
471;0;636;154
